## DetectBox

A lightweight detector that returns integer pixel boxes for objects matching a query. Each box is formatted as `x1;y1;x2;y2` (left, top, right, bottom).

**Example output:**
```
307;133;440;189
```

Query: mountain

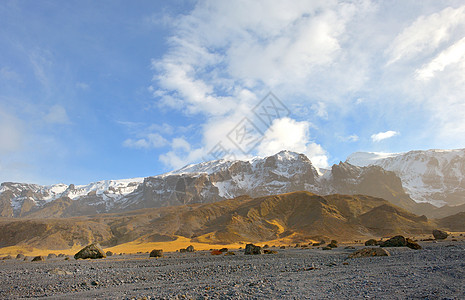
0;151;427;218
0;192;436;251
347;149;465;207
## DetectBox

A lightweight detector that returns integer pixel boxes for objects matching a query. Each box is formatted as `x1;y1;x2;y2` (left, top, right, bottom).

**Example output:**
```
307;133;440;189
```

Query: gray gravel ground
0;241;464;299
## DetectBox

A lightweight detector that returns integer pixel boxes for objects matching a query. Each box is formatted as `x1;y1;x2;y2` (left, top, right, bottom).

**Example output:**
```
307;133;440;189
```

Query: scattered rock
179;248;187;253
224;251;236;256
57;253;66;258
149;249;163;258
91;280;99;286
280;246;286;249
432;229;448;240
327;240;338;248
379;236;422;250
295;243;301;248
365;239;378;246
186;245;195;252
210;250;223;255
31;256;45;262
48;268;72;275
348;247;390;258
344;246;356;249
106;251;113;257
263;250;278;254
244;244;262;255
16;254;25;260
322;246;332;250
47;253;57;259
2;255;12;260
74;243;106;260
219;248;228;253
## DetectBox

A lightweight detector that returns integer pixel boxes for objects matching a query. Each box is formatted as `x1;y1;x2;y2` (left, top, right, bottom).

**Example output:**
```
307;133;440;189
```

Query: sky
1;0;465;185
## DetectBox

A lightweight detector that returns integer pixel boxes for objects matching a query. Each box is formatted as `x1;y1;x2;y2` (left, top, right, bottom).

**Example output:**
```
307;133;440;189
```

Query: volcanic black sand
0;241;464;299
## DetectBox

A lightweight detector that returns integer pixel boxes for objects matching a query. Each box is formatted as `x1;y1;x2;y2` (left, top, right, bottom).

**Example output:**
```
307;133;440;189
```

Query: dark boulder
16;254;25;260
263;249;278;254
149;249;163;258
244;244;262;255
74;243;106;260
32;256;45;262
432;229;448;240
327;240;338;248
106;251;113;257
365;239;378;246
47;253;57;259
186;245;195;252
380;235;407;247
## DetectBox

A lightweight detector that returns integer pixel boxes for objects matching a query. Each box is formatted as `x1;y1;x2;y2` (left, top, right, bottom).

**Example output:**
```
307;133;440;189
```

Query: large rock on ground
244;244;263;255
365;239;378;246
432;229;448;240
149;249;163;258
74;243;106;260
186;245;195;252
348;247;390;258
31;256;45;262
380;236;422;250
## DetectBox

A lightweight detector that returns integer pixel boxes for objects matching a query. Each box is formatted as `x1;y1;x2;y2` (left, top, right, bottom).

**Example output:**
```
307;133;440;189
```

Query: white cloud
415;36;465;80
43;105;71;124
159;138;205;169
0;109;23;154
123;133;168;149
386;5;465;64
257;117;328;168
371;130;399;142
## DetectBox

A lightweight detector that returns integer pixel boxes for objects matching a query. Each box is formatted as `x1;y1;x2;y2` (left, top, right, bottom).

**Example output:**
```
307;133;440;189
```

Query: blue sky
1;0;465;185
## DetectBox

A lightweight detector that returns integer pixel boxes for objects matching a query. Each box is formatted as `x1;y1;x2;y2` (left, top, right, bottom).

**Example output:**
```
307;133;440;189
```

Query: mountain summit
1;149;464;218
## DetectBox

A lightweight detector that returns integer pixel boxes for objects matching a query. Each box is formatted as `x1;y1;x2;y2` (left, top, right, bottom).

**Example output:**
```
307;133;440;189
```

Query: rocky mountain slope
1;151;432;218
0;192;439;250
347;149;465;207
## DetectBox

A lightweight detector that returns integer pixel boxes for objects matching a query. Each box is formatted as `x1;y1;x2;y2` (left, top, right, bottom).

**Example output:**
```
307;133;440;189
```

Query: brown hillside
0;191;435;253
437;212;465;231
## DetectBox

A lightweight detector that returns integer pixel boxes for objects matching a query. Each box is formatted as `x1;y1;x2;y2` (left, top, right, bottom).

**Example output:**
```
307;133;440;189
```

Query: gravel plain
0;241;464;299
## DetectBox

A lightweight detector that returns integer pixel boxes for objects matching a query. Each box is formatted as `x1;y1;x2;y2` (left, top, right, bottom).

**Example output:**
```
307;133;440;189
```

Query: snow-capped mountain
347;149;465;207
0;150;420;218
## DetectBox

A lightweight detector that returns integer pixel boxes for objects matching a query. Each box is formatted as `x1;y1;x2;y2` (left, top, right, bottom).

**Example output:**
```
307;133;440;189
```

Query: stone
322;246;332;250
344;246;356;249
348;247;390;258
179;248;187;253
365;239;378;246
380;235;407;247
224;251;236;256
280;246;286;249
106;251;113;257
149;249;163;258
219;248;228;253
406;238;422;250
432;229;448;240
210;250;223;255
327;240;338;248
16;254;25;260
74;243;106;260
32;256;45;262
244;244;262;255
263;250;278;254
47;253;57;259
186;245;195;252
2;255;12;260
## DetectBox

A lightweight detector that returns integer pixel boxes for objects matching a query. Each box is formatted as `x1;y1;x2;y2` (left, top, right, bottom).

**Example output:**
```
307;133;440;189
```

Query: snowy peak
347;148;465;207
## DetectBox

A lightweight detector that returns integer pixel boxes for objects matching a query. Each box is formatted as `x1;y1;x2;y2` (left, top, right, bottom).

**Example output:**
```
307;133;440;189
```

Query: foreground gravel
0;241;464;299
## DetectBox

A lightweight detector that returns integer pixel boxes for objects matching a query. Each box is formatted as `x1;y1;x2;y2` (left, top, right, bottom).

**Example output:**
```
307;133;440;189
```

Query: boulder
106;251;113;257
224;251;236;256
380;235;407;247
432;229;448;240
219;248;228;253
348;247;390;258
406;238;422;250
244;244;262;255
364;239;378;246
328;240;338;248
32;256;45;262
186;245;195;252
179;248;187;253
2;255;12;260
322;246;332;250
210;250;223;255
263;249;278;254
280;246;286;249
16;254;25;260
74;243;106;260
47;253;57;259
149;249;163;258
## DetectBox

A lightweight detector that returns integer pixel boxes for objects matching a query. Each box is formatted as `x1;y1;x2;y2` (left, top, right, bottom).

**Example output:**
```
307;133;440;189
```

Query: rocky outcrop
432;229;448;240
380;235;422;250
244;244;262;255
74;243;106;259
149;249;163;258
348;247;390;258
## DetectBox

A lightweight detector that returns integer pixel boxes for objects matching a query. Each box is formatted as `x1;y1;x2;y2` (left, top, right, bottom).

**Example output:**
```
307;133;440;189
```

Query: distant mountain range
1;149;465;219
